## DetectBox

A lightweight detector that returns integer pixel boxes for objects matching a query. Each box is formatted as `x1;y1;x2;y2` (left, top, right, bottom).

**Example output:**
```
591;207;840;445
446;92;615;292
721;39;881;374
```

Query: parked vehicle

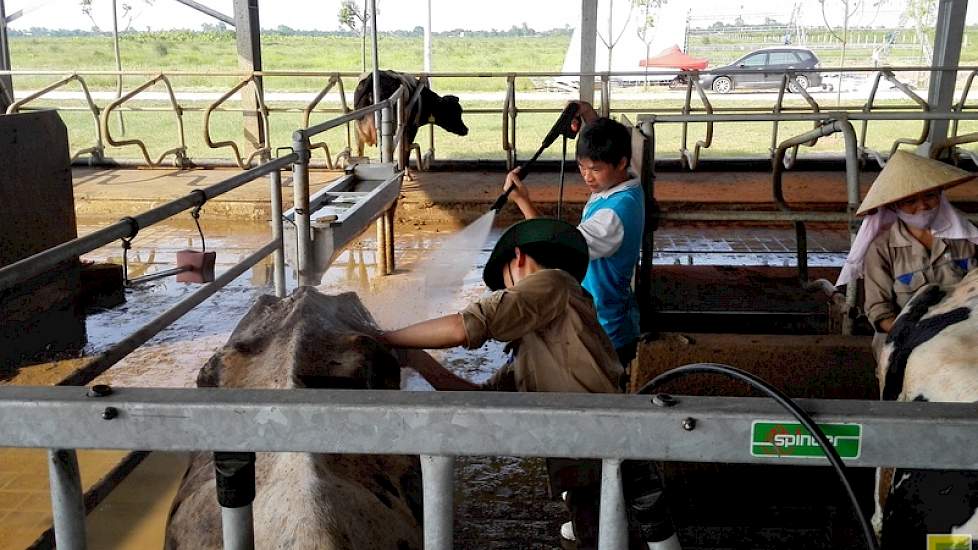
698;47;823;94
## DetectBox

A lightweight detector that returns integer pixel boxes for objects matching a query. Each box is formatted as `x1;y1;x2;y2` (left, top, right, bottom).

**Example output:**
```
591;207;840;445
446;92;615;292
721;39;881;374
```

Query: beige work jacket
460;269;623;394
863;220;977;329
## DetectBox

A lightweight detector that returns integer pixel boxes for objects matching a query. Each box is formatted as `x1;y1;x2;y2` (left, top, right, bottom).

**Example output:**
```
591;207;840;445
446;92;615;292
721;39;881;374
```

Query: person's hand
568;100;598;133
878;317;895;333
503;168;530;204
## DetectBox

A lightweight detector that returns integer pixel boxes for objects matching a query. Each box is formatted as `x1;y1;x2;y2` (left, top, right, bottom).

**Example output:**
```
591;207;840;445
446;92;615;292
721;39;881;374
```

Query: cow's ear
443;95;460;104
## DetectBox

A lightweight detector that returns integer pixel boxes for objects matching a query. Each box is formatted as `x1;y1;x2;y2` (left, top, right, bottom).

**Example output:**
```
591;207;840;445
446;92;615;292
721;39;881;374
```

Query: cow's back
164;289;422;550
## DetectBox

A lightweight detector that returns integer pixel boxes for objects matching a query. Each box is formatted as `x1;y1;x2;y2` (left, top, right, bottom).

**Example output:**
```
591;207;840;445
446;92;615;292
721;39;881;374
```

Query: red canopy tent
639;45;709;71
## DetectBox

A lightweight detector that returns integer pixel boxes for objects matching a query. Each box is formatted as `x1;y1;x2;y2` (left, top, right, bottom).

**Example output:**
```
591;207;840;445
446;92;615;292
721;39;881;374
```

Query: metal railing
0;94;406;548
2;387;978;549
633;111;978;336
4;65;978;169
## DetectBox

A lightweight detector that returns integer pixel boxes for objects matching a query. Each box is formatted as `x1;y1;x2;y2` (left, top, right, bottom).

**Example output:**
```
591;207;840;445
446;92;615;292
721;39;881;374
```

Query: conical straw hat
857;151;975;215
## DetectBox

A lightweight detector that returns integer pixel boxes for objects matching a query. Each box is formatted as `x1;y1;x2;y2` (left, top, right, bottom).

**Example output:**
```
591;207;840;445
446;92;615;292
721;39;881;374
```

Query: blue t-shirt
581;183;644;348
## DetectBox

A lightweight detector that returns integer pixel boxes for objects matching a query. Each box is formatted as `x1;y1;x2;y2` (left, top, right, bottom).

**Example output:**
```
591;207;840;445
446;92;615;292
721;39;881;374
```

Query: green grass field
9;30;978;162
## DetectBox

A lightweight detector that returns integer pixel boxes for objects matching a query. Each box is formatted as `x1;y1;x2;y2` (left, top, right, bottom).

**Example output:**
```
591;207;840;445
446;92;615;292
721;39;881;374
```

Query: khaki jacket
863;220;977;329
459;269;623;394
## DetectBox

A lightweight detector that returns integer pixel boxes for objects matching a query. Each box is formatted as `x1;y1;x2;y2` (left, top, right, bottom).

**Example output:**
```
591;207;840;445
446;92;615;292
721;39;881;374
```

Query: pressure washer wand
490;102;581;212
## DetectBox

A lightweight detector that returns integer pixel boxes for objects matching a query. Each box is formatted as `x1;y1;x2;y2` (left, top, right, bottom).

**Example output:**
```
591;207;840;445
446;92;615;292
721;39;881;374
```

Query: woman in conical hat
836;151;978;356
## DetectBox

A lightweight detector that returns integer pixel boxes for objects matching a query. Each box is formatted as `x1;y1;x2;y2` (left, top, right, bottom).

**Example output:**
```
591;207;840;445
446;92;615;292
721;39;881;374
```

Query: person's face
577;157;628;194
894;190;940;214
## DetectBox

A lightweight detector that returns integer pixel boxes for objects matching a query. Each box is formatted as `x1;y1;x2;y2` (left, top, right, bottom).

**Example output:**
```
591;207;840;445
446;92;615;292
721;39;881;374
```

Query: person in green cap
380;216;622;394
380;218;679;550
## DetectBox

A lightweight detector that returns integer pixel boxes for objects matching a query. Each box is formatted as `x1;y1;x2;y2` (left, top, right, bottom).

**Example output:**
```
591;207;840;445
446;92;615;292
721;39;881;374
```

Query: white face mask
896;206;940;229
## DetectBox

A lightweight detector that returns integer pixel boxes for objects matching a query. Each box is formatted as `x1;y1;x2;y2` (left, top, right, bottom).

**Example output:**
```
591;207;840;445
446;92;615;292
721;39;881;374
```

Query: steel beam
923;0;968;157
173;0;235;26
0;0;12;112
579;0;598;104
233;0;265;155
4;388;978;470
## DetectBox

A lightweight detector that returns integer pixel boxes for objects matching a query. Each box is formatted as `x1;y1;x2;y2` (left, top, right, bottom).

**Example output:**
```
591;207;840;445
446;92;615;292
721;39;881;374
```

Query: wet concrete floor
1;212;853;549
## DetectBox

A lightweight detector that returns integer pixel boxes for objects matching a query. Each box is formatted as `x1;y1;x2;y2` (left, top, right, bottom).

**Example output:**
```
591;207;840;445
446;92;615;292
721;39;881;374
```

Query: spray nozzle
490;103;581;213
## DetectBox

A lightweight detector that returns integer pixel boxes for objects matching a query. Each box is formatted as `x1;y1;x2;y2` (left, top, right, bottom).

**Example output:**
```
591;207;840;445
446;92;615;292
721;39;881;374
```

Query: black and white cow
874;268;978;548
352;70;468;162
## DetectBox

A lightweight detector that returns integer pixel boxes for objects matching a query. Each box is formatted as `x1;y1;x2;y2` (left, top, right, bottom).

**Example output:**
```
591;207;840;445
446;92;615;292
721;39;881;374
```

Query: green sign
750;420;862;460
927;534;973;550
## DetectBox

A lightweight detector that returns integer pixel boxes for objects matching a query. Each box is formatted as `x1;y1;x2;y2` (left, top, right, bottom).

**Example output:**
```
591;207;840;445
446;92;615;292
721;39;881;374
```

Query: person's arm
502;168;542;219
380;314;467;349
379;316;480;391
863;242;898;333
396;349;480;391
577;208;624;260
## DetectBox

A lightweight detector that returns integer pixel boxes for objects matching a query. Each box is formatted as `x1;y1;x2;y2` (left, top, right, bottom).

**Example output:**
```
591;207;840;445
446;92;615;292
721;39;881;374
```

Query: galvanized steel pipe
269;167;287;298
597;458;627;550
291;132;314;286
0;155;295;294
47;449;86;550
421;455;455;550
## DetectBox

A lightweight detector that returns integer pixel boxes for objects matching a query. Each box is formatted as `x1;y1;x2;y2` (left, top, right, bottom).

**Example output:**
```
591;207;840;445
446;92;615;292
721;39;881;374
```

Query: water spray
490;102;582;214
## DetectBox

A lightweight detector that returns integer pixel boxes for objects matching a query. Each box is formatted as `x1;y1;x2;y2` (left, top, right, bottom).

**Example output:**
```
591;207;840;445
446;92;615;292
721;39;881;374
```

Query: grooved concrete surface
71;166;978;228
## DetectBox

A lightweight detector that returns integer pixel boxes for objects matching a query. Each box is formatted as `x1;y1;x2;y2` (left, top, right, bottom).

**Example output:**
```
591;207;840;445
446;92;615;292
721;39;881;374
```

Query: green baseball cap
483;218;589;291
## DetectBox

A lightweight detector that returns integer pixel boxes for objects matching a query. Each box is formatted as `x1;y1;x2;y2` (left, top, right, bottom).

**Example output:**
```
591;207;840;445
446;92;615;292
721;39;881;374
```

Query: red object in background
176;249;216;283
640;45;709;71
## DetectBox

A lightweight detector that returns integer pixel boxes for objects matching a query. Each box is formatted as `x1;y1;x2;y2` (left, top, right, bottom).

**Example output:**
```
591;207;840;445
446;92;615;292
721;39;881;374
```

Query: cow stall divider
5;65;978;169
631;110;978;337
8;384;978;548
0;97;406;549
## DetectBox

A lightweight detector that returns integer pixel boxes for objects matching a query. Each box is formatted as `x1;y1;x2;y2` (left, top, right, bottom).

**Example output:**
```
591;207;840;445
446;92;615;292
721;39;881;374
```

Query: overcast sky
7;0;978;32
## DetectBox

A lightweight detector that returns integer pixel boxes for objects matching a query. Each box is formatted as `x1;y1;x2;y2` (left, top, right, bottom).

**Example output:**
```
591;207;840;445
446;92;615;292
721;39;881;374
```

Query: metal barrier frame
634;111;978;336
5;73;104;162
0;96;406;548
100;73;188;167
4;65;978;169
3;387;978;549
203;74;270;169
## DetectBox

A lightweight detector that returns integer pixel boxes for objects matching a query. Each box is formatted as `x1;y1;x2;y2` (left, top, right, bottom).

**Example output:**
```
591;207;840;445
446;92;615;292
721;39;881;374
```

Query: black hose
637;363;879;550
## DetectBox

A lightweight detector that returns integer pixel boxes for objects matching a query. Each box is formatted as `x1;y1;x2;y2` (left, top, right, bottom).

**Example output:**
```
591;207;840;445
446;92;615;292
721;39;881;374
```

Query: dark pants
548;458;675;550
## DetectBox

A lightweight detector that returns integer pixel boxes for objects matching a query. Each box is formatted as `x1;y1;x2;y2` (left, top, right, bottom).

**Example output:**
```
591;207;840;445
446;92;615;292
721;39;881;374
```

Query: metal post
597;458;627;550
233;0;265;155
111;0;125;134
48;449;87;550
638;121;657;333
269;167;286;298
0;0;13;112
923;0;968;156
838;118;861;336
381;104;395;164
385;203;396;274
291;132;314;286
370;0;382;161
215;452;256;550
421;455;454;550
376;216;388;276
579;0;598;104
423;0;432;73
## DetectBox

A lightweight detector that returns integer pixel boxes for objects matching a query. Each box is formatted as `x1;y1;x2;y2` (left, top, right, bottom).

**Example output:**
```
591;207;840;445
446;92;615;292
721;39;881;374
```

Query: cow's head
432;95;468;137
197;288;399;391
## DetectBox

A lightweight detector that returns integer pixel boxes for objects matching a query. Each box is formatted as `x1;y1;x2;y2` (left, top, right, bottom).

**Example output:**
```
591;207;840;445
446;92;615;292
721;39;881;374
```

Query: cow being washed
874;269;978;548
164;288;422;549
353;70;468;163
